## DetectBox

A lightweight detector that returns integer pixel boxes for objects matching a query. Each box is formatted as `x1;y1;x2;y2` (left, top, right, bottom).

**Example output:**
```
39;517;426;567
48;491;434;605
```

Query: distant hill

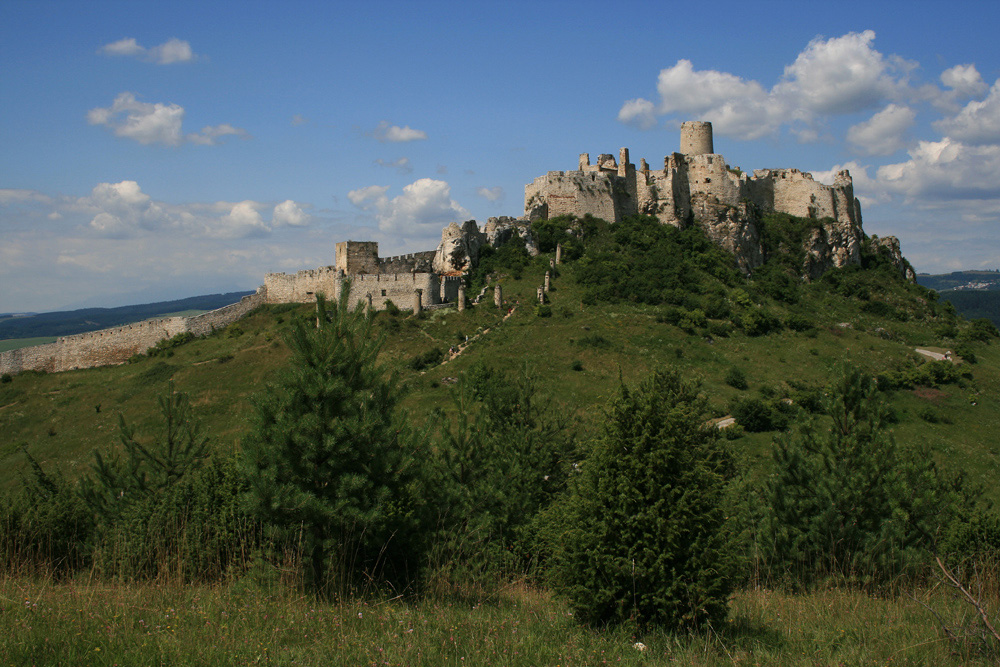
916;271;1000;327
0;291;254;340
916;270;1000;292
939;290;1000;327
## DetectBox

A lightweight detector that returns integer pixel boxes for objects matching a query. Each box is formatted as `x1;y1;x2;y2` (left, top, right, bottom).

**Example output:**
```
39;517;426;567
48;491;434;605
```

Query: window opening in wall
381;290;387;296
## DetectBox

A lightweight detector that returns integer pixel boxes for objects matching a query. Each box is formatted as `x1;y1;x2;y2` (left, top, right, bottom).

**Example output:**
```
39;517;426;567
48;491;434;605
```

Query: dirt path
439;303;519;366
915;348;951;362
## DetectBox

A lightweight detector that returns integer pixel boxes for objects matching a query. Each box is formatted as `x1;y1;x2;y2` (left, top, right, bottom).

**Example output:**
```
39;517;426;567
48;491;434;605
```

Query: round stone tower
680;121;714;155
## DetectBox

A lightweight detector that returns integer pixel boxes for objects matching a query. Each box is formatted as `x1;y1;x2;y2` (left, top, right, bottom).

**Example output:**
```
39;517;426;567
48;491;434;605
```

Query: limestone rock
691;197;763;275
483;216;539;256
432;216;539;274
432;220;485;274
868;235;917;282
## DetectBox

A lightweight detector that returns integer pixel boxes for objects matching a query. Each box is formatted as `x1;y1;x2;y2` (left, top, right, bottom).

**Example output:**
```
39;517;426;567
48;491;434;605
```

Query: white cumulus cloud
87;92;247;146
619;30;916;141
372;121;428;143
847;104;916;155
775;30;906;116
934;80;1000;145
272;200;310;227
85;180;167;237
941;64;987;98
349;178;469;243
876;138;1000;212
99;37;197;64
211;201;270;239
618;98;657;130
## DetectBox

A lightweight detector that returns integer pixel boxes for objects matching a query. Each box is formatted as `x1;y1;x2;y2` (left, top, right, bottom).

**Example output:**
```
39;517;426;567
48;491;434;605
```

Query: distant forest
0;291;254;340
941;290;1000;327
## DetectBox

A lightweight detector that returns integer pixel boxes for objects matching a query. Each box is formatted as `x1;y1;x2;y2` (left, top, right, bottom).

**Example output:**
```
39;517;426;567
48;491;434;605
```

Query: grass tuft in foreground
2;576;996;666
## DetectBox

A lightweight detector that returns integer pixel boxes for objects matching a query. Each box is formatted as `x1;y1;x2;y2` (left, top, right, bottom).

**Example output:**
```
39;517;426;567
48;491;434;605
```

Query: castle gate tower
680;121;714;155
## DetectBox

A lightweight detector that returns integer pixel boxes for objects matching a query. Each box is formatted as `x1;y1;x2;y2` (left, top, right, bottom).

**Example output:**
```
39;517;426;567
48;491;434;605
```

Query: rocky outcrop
868;235;917;282
483;216;539;256
432;216;538;274
432;220;485;274
690;197;764;275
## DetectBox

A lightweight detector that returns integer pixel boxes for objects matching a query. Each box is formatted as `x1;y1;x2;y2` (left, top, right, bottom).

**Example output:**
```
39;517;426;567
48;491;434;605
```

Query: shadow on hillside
710;615;785;653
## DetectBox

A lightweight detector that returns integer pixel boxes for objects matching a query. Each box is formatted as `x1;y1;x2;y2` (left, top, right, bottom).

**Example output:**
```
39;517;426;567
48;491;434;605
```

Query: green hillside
4;215;1000;664
3;215;998;501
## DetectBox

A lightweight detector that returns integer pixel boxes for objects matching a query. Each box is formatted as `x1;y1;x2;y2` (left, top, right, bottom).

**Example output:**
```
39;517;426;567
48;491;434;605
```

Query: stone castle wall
378;250;435;273
264;266;342;304
525;171;621;222
522;121;882;276
335;241;379;274
264;265;461;312
0;289;267;376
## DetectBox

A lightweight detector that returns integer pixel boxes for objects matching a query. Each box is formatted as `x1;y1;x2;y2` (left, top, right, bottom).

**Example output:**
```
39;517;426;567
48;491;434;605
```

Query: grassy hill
4;216;999;665
3;217;998;502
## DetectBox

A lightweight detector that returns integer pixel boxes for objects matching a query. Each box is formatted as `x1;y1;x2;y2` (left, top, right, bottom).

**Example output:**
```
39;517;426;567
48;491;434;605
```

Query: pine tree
765;364;947;587
241;287;421;595
546;368;735;631
80;381;208;523
428;363;571;580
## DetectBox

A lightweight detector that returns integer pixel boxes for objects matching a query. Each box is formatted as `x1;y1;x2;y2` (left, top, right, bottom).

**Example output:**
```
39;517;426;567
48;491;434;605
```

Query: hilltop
3;214;997;504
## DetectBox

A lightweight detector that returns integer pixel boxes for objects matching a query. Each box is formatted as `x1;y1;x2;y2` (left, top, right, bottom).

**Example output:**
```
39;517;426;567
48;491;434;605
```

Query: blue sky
2;0;999;312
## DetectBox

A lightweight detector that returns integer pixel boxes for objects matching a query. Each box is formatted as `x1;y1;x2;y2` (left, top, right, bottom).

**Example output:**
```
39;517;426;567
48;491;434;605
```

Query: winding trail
438;302;519;366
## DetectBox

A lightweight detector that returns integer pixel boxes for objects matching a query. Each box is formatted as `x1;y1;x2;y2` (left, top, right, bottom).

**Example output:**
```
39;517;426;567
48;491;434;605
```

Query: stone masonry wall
264;266;341;304
0;289;267;376
335;241;380;274
378;250;435;273
525;171;620;222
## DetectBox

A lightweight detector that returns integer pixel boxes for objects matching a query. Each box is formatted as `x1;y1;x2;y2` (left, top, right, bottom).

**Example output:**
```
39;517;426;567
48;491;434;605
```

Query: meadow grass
0;337;57;353
2;574;996;666
3;251;1000;501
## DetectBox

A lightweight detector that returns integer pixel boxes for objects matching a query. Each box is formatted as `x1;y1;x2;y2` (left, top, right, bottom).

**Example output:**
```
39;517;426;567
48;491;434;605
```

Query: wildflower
633;642;646;652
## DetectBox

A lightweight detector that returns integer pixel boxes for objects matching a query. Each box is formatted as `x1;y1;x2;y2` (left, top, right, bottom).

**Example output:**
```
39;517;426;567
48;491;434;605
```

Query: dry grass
1;573;996;666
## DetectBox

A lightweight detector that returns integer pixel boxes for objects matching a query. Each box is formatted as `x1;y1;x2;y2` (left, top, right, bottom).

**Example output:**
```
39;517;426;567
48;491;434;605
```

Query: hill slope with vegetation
3;214;999;663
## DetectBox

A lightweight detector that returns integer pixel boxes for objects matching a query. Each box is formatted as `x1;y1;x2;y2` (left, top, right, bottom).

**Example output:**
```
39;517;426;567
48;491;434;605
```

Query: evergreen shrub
545;368;735;631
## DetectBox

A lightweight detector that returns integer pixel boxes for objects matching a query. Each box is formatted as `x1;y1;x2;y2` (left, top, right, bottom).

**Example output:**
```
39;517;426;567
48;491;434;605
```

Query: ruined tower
680;121;714;155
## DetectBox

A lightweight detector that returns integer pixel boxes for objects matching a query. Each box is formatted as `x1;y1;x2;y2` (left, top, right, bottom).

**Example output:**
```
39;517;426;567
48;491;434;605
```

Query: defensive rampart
0;289;267;376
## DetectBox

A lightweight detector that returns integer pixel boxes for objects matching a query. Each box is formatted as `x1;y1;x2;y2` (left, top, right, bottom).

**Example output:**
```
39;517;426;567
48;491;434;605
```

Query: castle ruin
0;121;915;376
524;121;874;277
263;241;461;311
